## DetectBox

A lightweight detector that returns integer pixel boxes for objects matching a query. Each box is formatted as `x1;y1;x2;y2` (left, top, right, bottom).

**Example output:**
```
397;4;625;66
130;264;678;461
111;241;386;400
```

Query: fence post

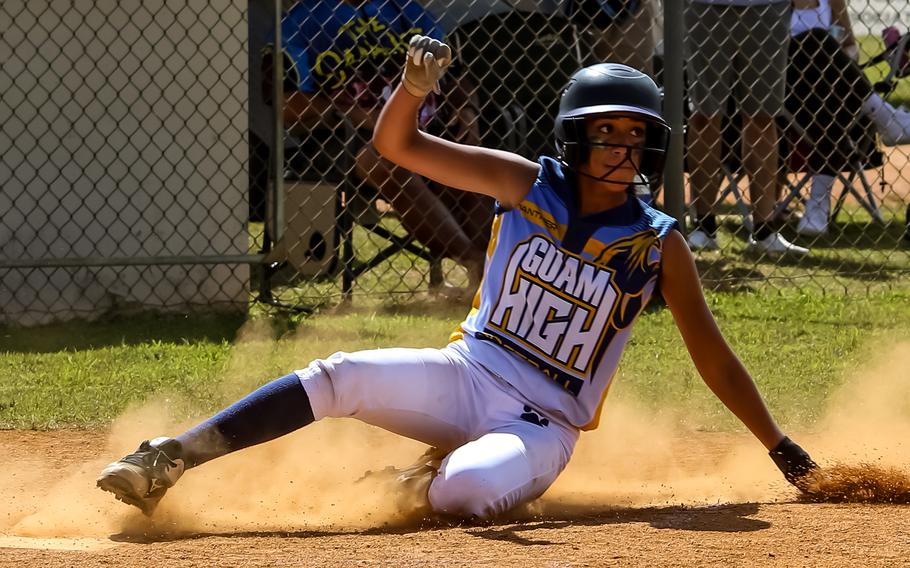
662;0;686;229
272;0;285;244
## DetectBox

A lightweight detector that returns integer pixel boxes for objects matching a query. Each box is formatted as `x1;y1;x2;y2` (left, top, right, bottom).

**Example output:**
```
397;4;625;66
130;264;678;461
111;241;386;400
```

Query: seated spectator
568;0;658;74
273;0;492;289
787;0;910;236
452;0;658;163
450;4;580;161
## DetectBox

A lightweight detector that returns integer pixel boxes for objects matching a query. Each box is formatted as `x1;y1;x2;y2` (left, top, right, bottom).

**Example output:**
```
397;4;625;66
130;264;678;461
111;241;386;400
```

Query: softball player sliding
98;36;817;519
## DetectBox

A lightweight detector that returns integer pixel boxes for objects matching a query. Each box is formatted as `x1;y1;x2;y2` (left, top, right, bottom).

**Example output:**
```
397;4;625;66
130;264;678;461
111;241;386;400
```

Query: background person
684;0;808;256
787;0;910;236
275;0;492;289
568;0;659;74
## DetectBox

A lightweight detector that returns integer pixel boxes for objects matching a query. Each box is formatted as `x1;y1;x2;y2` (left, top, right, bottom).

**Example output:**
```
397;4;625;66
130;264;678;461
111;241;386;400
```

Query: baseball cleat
395;446;447;486
97;437;185;516
393;447;448;516
356;446;448;517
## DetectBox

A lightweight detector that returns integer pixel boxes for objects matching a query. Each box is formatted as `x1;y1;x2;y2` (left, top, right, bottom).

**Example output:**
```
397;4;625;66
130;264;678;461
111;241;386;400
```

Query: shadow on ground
108;502;769;545
0;312;247;353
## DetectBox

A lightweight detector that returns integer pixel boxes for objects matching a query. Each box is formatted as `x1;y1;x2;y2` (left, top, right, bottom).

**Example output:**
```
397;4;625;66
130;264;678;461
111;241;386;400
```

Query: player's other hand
769;436;818;490
402;35;452;98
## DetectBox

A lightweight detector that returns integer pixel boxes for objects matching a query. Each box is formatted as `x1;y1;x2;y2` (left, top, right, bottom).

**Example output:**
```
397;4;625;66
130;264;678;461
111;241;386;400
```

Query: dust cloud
802;463;910;503
799;341;910;503
1;319;429;539
2;329;908;539
545;340;910;511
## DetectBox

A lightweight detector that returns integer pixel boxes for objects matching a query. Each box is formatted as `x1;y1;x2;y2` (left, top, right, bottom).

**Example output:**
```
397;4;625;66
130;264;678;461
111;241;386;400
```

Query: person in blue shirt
276;0;490;289
97;37;820;520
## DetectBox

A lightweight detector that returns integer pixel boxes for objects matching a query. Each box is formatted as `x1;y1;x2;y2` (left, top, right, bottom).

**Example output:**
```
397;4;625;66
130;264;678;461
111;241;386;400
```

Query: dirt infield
4;344;910;567
2;427;909;568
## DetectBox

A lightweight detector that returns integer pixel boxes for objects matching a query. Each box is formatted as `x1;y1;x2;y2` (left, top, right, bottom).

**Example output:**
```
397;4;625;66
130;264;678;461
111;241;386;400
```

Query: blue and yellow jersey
451;157;678;430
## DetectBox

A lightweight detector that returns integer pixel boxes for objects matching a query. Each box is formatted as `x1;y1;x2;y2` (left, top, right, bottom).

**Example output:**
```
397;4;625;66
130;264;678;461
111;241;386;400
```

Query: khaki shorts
586;0;657;74
684;1;791;117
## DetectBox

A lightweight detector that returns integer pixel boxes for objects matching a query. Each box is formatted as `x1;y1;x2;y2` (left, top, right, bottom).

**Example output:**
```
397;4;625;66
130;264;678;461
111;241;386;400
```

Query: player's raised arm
373;35;538;208
658;229;818;488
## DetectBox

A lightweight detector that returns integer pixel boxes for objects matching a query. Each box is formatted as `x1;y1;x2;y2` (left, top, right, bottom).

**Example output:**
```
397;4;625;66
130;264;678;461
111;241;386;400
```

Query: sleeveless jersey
450;157;678;430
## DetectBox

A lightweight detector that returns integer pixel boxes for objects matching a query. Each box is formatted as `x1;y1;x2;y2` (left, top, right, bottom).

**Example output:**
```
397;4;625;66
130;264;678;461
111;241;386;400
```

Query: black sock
176;373;315;468
753;222;774;241
694;214;717;237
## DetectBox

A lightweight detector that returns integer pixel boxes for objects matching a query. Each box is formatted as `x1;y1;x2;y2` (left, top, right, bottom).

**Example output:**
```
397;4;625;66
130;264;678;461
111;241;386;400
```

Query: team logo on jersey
482;231;661;396
486;235;617;393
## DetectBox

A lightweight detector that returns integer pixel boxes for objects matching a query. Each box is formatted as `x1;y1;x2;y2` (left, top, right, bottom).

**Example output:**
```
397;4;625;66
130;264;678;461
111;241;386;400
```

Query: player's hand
401;35;452;98
769;436;818;490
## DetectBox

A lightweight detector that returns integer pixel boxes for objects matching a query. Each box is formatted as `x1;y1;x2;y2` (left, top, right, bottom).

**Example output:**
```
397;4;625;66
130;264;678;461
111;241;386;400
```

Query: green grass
684;201;910;294
0;313;246;429
614;291;910;430
2;291;909;431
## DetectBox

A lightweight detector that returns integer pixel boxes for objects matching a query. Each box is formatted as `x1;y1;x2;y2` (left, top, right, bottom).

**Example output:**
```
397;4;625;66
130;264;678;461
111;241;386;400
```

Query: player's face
578;115;647;190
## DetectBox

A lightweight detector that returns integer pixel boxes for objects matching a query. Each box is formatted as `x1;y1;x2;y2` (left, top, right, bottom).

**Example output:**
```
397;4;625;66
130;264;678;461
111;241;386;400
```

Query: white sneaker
687;229;719;251
879;105;910;147
748;233;809;256
796;210;828;236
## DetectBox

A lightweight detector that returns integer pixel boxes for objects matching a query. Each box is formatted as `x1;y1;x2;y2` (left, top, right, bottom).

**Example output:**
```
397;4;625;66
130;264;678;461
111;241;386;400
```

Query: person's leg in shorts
735;2;792;243
588;0;657;74
684;1;734;246
436;184;494;275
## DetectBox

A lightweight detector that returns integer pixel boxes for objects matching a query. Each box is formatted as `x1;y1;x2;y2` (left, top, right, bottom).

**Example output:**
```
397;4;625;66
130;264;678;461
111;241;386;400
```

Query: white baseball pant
295;341;579;519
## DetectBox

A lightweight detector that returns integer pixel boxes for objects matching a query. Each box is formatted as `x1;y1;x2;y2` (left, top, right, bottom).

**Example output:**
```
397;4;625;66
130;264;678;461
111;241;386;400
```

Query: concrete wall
0;0;250;325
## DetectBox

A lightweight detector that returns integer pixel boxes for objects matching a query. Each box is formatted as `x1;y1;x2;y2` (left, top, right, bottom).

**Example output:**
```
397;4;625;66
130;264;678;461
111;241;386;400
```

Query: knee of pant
296;351;352;419
315;351;352;381
427;469;505;520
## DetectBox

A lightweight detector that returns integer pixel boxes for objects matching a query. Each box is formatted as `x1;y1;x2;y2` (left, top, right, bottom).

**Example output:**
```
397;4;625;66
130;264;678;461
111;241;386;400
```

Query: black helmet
554;63;670;184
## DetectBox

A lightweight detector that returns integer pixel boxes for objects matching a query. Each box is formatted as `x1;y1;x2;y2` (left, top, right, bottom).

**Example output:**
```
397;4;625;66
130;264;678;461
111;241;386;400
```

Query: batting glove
401;35;452;98
769;436;818;489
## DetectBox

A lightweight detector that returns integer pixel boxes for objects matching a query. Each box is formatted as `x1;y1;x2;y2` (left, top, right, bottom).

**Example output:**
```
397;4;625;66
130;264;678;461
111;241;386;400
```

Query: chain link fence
2;0;909;325
680;0;910;292
1;0;252;326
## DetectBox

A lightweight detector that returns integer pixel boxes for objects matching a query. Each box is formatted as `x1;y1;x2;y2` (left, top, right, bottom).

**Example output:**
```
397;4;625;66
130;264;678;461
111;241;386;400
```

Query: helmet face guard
557;113;670;186
553;64;670;188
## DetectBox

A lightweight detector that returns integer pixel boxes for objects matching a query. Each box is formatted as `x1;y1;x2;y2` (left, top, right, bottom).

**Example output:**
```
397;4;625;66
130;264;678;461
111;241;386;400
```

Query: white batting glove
401;35;452;98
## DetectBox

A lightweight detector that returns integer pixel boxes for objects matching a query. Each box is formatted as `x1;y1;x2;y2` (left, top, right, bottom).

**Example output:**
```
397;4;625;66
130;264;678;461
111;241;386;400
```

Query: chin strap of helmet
561;143;650;187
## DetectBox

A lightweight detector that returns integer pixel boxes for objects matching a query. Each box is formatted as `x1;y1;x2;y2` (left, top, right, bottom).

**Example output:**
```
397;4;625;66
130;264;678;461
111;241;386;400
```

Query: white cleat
356;446;447;518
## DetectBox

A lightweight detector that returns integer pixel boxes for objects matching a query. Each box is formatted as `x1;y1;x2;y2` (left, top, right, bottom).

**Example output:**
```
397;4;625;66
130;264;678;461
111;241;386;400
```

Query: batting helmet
554;63;670;184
